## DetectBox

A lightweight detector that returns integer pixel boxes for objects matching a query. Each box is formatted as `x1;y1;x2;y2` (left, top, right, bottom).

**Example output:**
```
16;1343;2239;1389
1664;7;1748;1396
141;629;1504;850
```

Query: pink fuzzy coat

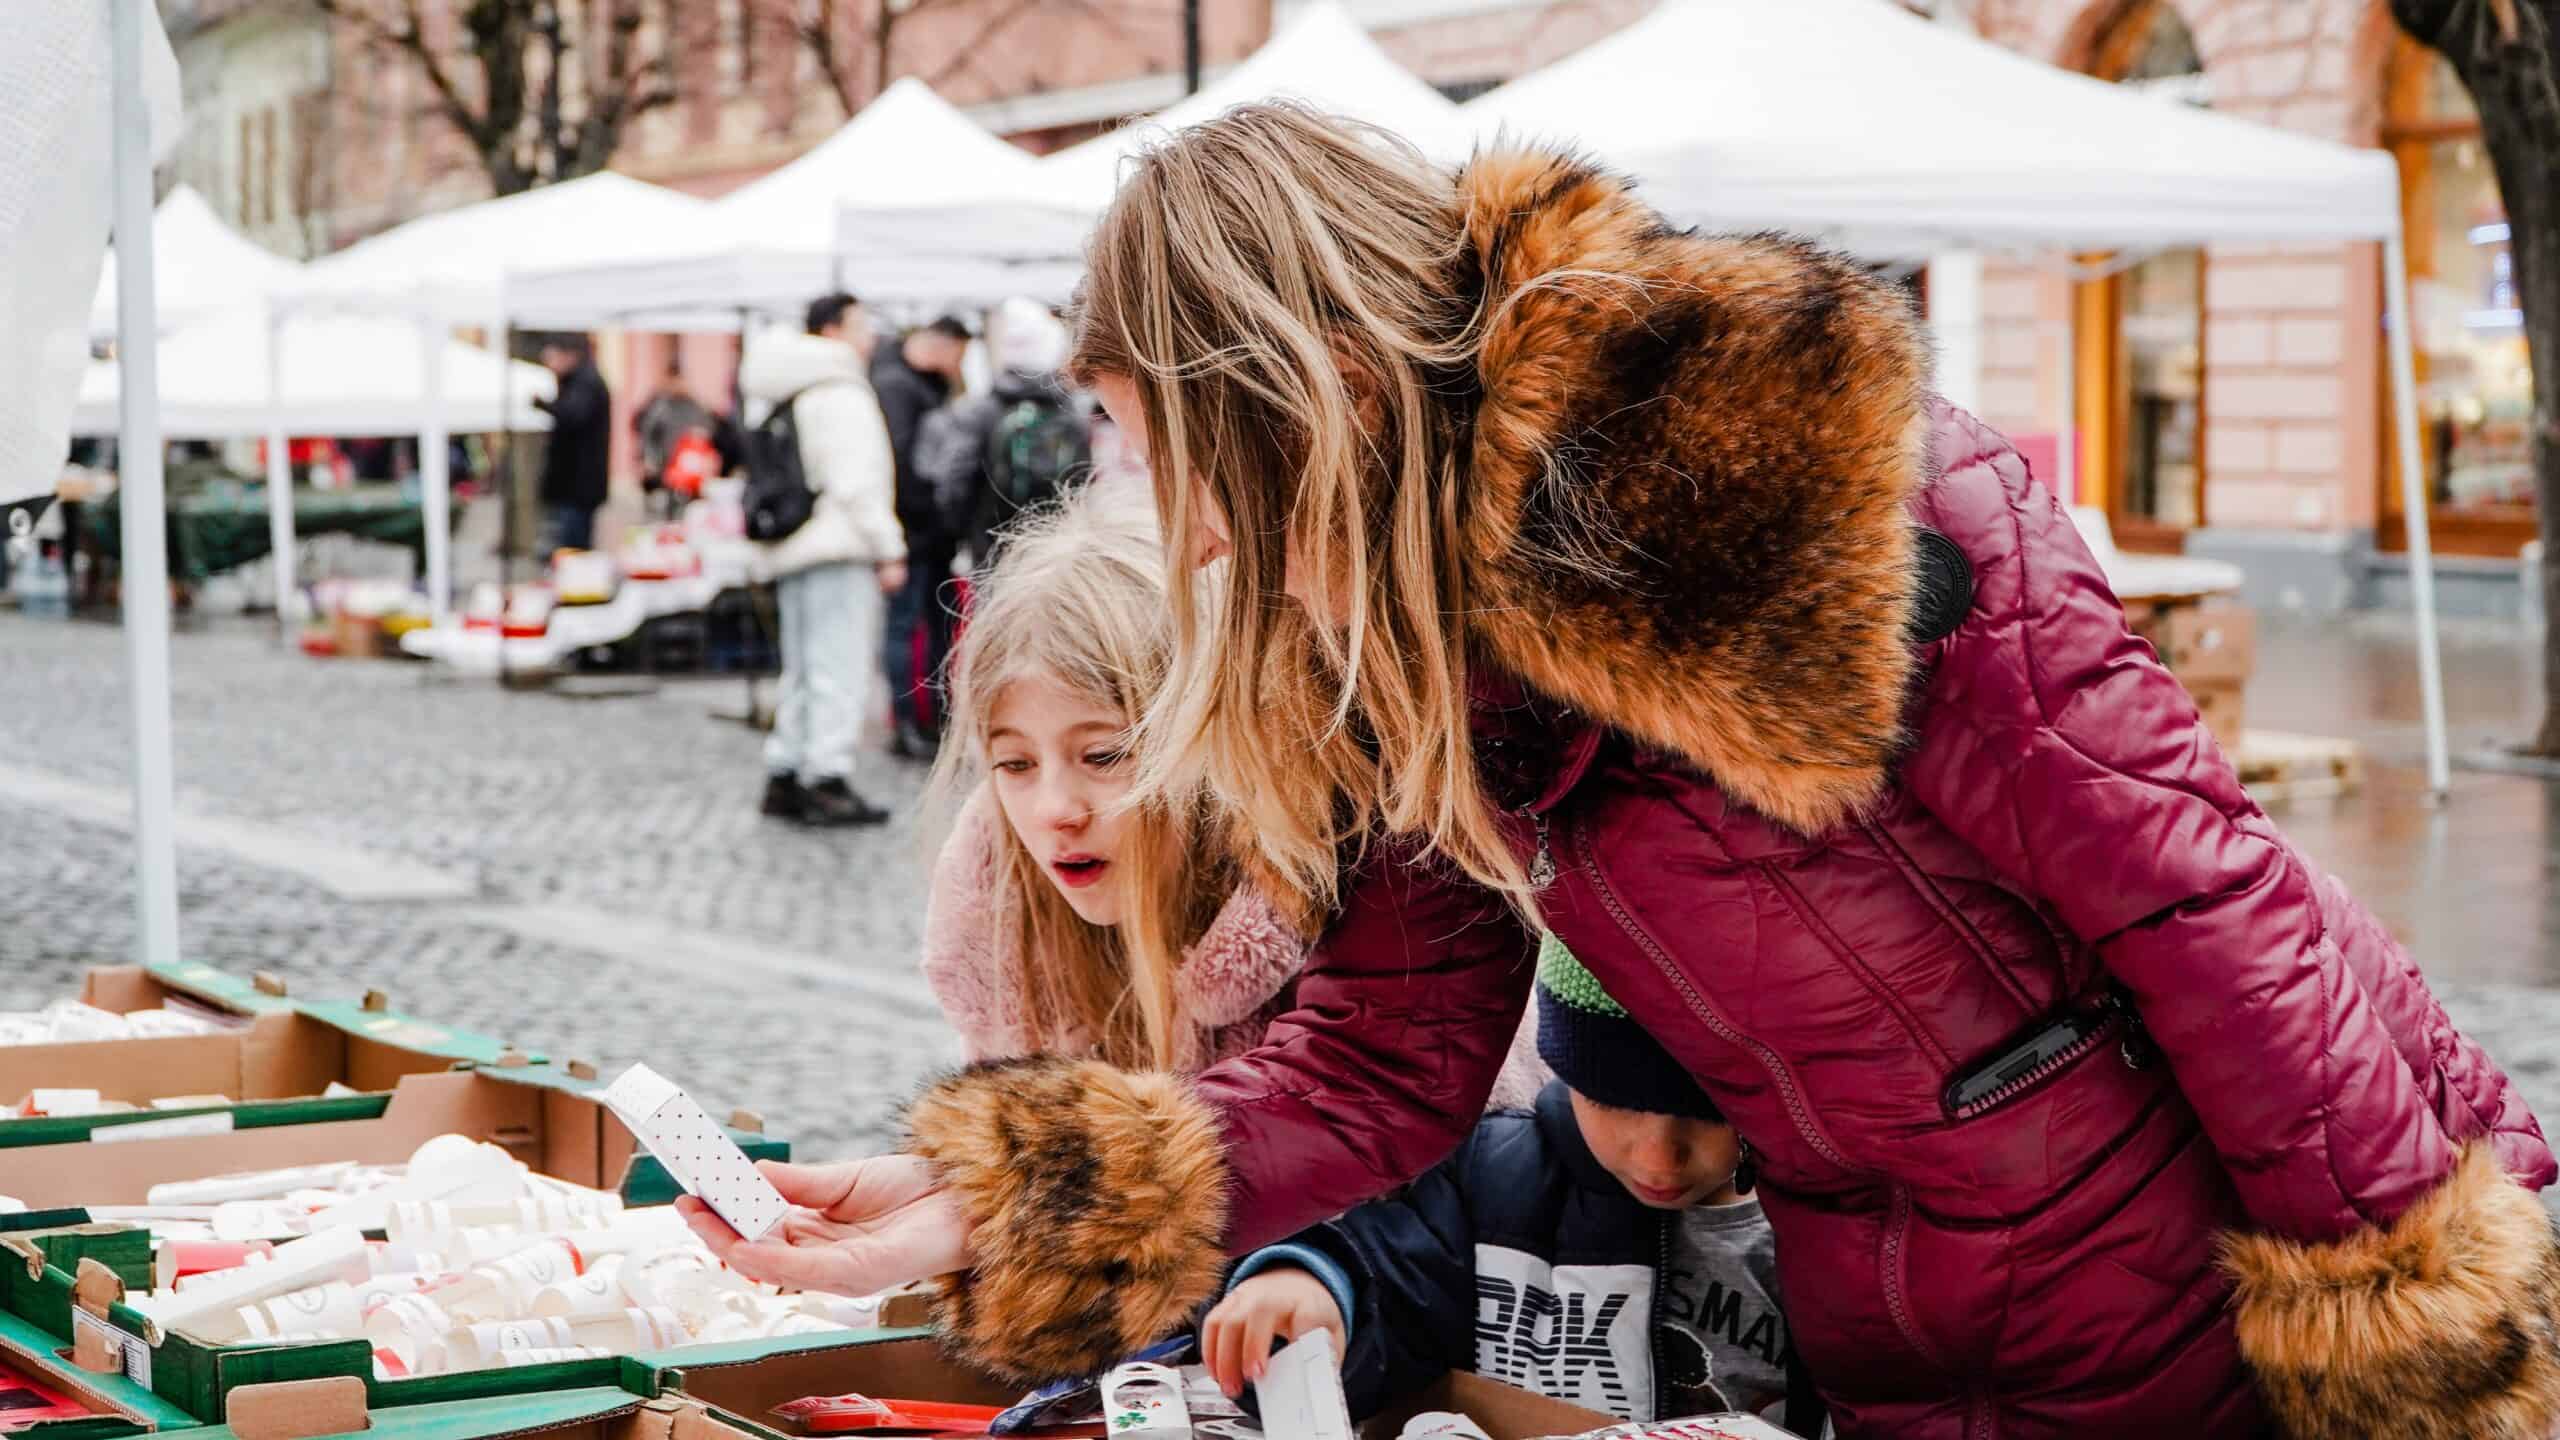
923;786;1545;1101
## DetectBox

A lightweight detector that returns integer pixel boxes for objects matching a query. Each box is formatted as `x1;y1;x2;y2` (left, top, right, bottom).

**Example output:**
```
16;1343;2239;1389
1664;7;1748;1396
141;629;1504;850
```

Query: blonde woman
683;109;2556;1436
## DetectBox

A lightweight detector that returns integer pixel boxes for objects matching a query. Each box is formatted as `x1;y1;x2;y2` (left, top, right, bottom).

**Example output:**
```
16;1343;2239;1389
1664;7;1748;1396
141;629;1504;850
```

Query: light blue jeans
765;562;884;783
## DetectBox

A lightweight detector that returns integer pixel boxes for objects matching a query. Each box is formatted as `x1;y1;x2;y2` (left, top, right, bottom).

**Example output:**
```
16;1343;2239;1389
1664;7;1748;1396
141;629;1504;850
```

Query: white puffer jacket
738;331;905;581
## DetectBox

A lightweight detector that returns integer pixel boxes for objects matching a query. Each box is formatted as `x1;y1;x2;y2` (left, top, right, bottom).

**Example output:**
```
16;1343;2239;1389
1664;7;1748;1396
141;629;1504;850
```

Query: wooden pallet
2235;731;2365;801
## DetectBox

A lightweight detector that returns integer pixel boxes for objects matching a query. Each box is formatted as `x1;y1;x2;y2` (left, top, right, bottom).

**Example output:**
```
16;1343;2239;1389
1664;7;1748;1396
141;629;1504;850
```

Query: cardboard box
659;1330;1618;1440
0;966;527;1146
0;1069;780;1212
2139;602;2256;684
2187;676;2247;753
330;613;383;660
0;1071;787;1423
0;1296;195;1438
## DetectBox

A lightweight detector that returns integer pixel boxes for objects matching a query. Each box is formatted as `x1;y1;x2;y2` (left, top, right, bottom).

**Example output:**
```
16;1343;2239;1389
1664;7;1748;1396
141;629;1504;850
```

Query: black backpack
743;388;819;542
987;396;1090;515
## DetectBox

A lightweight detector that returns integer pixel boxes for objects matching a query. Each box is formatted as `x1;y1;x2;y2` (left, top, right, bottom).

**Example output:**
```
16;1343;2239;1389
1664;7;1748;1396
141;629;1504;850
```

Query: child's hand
1201;1267;1345;1397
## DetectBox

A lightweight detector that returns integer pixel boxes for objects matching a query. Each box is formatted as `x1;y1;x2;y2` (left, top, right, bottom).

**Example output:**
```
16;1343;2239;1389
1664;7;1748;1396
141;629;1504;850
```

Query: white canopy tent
1467;0;2451;793
90;184;302;339
839;1;1472;268
269;172;703;625
516;79;1078;330
71;308;554;437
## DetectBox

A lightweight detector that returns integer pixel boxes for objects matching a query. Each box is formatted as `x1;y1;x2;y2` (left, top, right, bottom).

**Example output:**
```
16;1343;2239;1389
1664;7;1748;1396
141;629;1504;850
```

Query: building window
2077;0;2207;550
2382;34;2533;554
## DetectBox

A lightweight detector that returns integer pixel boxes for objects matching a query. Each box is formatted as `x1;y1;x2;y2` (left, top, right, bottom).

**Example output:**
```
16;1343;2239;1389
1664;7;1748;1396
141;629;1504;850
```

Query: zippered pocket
1942;993;2143;1120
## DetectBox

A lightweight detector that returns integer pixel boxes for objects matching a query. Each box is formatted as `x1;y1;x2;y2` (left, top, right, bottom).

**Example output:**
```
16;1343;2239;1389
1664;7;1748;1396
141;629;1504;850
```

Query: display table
81;482;428;582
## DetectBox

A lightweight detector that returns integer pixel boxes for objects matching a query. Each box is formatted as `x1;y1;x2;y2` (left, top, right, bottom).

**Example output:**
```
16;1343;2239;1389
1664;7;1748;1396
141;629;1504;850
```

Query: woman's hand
1199;1268;1345;1398
674;1155;973;1296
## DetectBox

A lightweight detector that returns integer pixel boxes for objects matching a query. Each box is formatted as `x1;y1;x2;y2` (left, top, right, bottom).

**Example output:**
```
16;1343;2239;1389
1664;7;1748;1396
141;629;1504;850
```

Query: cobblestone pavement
0;612;956;1159
9;609;2560;1161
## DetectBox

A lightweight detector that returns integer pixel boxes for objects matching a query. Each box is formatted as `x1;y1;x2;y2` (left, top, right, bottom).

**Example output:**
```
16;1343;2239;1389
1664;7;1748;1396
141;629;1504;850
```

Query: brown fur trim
1455;149;1934;834
904;1055;1230;1383
2222;1146;2560;1439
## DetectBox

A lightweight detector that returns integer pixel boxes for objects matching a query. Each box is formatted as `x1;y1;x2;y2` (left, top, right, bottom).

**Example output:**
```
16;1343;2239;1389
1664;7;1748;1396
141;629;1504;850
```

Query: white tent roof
509;81;1063;328
1038;1;1469;205
714;77;1046;250
1464;0;2400;254
73;307;555;438
848;1;1467;266
91;185;303;338
297;171;708;322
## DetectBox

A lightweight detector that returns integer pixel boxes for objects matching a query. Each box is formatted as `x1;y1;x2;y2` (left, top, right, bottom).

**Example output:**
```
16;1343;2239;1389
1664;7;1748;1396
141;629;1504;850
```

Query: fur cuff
905;1056;1230;1383
2222;1146;2560;1439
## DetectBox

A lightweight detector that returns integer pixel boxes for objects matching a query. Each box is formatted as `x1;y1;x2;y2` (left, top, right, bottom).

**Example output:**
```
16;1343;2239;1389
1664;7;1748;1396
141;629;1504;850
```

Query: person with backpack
916;298;1090;576
737;292;906;828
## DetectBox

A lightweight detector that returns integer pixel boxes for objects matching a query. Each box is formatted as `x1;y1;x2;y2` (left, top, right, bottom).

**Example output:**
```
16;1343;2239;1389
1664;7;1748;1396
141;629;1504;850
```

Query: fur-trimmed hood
1454;150;1935;834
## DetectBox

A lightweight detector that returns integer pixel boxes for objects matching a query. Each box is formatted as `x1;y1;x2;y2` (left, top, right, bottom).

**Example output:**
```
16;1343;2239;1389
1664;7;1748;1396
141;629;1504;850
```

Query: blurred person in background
739;292;906;828
634;361;713;517
872;314;972;759
915;297;1086;578
532;335;610;552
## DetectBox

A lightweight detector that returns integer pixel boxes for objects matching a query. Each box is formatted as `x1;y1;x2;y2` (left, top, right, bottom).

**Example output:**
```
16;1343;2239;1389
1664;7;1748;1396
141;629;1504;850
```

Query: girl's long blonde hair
929;481;1231;1071
1069;103;1528;920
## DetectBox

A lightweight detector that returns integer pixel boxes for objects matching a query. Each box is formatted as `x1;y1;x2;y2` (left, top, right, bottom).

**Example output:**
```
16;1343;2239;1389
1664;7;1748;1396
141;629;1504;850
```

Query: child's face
987;676;1137;928
1569;1089;1743;1210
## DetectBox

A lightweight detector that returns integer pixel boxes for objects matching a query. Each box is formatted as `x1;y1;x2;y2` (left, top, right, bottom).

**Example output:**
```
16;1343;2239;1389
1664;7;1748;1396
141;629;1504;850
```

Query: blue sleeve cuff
1227;1242;1357;1346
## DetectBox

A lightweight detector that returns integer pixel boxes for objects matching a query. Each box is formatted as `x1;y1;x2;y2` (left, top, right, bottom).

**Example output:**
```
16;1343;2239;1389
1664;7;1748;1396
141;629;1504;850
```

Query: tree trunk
2394;0;2560;752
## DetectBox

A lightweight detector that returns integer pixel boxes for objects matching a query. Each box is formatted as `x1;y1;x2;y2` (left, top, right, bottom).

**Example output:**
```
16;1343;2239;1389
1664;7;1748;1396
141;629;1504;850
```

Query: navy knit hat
1536;933;1722;1120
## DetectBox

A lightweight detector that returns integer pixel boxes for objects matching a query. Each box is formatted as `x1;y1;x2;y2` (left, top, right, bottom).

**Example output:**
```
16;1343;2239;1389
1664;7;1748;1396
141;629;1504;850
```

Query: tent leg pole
420;313;453;627
2385;229;2452;797
110;0;181;969
2055;281;2078;508
264;304;295;641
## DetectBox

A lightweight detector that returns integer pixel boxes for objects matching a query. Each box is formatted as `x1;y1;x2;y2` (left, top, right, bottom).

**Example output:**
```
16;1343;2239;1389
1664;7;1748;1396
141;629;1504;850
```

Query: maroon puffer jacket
907;150;2560;1436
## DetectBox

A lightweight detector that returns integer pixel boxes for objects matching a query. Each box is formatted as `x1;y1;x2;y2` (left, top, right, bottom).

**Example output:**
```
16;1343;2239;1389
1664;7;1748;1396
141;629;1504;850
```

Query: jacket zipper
1881;1182;1954;1378
1528;810;1556;889
1578;839;1853;1172
1649;1209;1673;1424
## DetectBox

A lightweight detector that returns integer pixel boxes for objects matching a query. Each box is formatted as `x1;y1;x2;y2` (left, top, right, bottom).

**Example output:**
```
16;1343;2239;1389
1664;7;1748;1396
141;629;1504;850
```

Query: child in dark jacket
1201;938;1820;1433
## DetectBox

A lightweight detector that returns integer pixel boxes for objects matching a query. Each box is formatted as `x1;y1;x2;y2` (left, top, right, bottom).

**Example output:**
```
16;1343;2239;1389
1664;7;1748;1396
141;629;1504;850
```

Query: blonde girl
917;480;1302;1073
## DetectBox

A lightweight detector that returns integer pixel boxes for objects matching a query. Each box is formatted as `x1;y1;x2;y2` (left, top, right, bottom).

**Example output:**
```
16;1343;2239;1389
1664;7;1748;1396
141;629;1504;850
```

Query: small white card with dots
598;1063;788;1243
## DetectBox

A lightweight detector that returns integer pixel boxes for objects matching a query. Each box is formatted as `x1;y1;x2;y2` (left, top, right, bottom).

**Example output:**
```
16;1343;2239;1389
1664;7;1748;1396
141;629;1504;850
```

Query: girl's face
986;675;1137;928
1092;372;1334;618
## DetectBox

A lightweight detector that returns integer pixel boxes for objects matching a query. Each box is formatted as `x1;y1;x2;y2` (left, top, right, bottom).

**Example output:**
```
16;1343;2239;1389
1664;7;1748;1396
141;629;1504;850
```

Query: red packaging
0;1356;97;1432
163;1239;275;1281
770;1394;1005;1435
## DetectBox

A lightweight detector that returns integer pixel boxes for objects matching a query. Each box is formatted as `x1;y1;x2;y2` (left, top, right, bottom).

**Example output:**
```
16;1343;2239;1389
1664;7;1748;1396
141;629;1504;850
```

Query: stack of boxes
0;965;1629;1440
2132;600;2257;755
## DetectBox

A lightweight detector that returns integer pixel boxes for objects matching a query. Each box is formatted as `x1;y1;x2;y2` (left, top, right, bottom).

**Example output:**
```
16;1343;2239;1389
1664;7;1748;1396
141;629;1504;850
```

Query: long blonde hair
929;481;1230;1070
1070;103;1528;919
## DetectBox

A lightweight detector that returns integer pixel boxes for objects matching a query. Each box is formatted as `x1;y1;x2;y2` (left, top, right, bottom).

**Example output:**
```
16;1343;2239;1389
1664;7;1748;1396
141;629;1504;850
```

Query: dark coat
869;340;952;542
904;150;2560;1440
535;360;611;510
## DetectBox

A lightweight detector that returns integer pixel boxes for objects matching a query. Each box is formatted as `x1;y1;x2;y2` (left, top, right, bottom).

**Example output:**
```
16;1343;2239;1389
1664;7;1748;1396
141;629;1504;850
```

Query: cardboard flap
725;1110;764;1135
3;1235;46;1280
226;1378;368;1440
360;992;389;1014
251;973;290;999
73;1259;124;1318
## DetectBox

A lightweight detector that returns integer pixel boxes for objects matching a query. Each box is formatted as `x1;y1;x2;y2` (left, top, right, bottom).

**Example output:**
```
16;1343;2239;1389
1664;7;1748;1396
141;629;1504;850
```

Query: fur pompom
905;1056;1231;1383
2222;1145;2560;1439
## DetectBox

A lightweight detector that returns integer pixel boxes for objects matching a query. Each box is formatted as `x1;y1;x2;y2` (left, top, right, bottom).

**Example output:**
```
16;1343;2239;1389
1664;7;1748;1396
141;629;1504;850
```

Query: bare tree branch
922;0;1045;90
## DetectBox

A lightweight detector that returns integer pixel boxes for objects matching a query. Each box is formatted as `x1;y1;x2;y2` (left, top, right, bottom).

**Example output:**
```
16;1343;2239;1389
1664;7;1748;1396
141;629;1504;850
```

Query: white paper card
72;1309;152;1386
1252;1330;1353;1440
598;1064;786;1242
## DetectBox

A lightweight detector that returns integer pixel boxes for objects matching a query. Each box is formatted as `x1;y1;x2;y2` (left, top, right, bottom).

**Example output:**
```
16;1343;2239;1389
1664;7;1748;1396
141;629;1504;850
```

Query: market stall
1461;0;2450;793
